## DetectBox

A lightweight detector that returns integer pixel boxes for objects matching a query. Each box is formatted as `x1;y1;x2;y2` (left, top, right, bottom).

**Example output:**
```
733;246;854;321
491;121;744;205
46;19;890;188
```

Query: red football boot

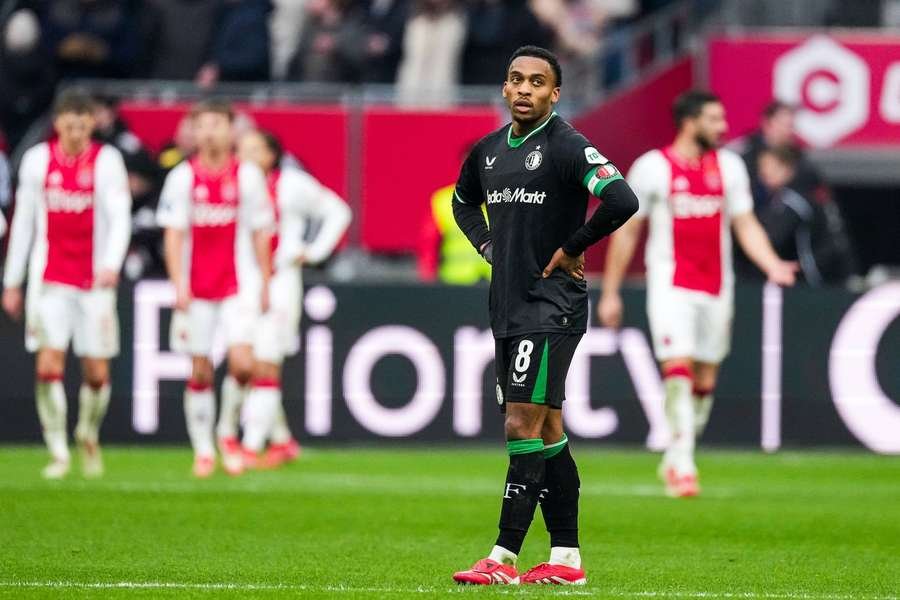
676;473;700;497
521;562;587;585
192;455;215;479
663;466;701;498
262;439;302;469
241;447;261;471
452;559;519;585
218;436;244;476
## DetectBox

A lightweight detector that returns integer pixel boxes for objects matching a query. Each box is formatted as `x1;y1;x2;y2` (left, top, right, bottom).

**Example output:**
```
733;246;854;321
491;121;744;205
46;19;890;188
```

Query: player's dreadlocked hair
508;46;563;87
672;90;721;128
52;88;95;117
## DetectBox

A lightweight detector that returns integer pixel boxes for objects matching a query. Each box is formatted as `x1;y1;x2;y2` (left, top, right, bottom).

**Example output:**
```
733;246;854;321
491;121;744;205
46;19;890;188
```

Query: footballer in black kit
451;46;639;586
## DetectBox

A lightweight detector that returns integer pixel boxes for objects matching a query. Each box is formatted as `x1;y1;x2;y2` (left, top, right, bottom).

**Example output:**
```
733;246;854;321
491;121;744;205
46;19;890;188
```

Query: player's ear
551;87;560;104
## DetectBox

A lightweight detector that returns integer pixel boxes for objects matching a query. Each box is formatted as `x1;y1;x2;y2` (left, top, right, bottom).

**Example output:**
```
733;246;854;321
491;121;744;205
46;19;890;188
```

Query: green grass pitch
1;446;898;599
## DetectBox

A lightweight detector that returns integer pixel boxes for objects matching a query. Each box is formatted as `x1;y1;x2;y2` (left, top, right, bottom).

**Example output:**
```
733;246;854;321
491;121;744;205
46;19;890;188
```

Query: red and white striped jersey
628;147;753;297
156;156;272;301
3;140;132;290
266;166;351;272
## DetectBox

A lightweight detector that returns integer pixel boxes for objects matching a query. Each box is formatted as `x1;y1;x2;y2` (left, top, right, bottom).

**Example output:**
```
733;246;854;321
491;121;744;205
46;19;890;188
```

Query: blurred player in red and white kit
157;100;273;478
2;90;132;479
599;91;797;497
237;130;351;469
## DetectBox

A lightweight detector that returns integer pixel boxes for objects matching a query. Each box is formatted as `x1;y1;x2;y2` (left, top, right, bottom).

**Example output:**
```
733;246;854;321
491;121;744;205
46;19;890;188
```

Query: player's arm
598;152;659;328
163;228;189;309
295;173;352;265
452;146;492;262
2;153;40;320
96;147;133;287
241;163;274;311
561;168;639;258
157;164;192;310
732;213;797;286
724;151;797;286
251;227;272;312
598;216;645;328
544;142;638;280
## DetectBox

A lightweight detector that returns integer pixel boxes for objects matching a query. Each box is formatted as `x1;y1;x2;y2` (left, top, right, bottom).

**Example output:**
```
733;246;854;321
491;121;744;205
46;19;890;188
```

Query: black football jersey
454;112;616;338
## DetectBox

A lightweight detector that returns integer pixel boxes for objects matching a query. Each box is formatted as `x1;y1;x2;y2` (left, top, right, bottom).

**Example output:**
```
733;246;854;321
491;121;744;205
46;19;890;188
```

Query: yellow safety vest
431;184;491;285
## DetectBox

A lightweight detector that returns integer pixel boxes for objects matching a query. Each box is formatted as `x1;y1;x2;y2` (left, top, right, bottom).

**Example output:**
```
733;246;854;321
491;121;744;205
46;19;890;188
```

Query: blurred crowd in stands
0;0;677;149
723;0;900;28
0;0;894;290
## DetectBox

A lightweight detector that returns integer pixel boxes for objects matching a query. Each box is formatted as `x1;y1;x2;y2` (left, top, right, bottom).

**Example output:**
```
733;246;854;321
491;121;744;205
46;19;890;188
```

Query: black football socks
496;438;545;554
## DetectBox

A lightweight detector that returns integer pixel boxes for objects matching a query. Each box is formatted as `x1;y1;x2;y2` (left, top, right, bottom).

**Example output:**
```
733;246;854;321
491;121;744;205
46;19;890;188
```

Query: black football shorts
495;332;583;411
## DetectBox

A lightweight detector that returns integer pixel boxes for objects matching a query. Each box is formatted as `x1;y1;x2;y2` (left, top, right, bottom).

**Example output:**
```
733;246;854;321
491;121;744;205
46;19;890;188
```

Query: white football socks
215;375;247;440
663;374;696;474
549;546;582;568
75;383;110;444
242;385;280;452
694;391;714;438
488;545;517;566
36;378;69;462
185;386;216;458
269;400;293;445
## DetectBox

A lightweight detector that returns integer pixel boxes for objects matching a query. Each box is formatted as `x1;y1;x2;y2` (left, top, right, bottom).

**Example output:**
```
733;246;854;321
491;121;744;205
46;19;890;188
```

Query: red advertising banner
117;102;500;253
709;34;900;148
118;102;349;200
360;107;501;253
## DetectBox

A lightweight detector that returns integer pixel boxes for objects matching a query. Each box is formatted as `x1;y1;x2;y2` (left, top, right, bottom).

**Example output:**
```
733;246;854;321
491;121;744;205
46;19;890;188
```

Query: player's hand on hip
767;260;799;287
598;292;623;329
479;241;493;265
542;248;584;281
2;287;23;320
94;269;119;288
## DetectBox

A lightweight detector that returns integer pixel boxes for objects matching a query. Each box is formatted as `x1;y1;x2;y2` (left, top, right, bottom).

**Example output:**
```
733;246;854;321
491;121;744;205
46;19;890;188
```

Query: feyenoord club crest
525;150;542;171
597;164;618;178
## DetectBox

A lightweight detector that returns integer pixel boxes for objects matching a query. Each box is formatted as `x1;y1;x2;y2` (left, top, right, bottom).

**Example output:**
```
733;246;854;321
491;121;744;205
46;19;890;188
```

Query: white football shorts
27;283;119;358
170;294;258;357
253;267;302;365
646;285;733;364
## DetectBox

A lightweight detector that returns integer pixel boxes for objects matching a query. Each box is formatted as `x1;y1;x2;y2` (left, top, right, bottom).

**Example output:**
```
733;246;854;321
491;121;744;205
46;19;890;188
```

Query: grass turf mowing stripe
1;582;897;599
3;447;897;599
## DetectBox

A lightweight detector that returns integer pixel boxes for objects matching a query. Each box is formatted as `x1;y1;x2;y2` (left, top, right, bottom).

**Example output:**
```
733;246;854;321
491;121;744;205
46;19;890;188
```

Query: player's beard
510;104;551;133
694;131;718;152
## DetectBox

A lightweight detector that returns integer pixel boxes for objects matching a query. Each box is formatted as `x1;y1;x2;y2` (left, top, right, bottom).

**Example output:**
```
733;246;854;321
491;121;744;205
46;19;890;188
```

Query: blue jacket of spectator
41;0;140;78
212;0;272;81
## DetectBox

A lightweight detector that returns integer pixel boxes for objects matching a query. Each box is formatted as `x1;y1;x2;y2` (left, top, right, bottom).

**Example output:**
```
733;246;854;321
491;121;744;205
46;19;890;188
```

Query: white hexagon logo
773;35;870;148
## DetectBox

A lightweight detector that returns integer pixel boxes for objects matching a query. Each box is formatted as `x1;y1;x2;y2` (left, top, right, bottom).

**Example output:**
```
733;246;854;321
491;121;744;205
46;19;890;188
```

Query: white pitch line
0;581;896;600
0;477;738;499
